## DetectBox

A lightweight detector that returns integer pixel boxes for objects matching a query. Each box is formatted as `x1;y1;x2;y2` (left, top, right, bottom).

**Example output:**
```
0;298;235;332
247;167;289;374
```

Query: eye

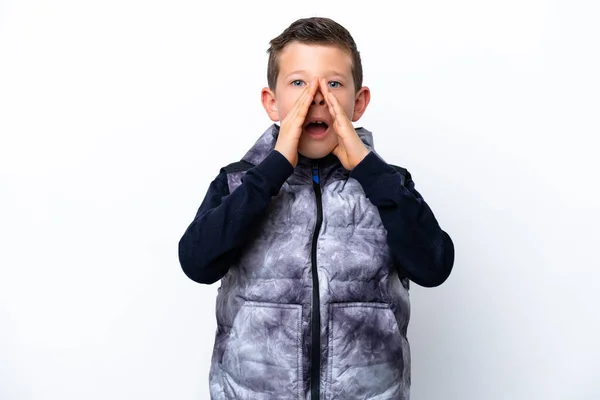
328;81;342;88
291;80;305;87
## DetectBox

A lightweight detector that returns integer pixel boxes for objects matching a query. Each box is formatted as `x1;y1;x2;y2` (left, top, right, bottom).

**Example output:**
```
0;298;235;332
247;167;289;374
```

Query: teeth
313;121;324;124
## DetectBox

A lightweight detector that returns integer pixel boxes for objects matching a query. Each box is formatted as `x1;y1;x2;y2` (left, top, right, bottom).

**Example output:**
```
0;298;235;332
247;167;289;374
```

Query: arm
178;150;294;284
350;151;455;287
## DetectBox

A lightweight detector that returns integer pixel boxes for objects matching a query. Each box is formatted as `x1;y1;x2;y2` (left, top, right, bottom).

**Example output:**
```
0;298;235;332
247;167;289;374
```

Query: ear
261;87;280;122
351;86;371;122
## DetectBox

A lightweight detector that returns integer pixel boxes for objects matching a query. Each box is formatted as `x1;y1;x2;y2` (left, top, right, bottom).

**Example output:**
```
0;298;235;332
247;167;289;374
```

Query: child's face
262;42;370;159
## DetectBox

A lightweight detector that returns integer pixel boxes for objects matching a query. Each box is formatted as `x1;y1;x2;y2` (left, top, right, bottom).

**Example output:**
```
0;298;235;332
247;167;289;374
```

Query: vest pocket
327;302;404;400
220;301;303;399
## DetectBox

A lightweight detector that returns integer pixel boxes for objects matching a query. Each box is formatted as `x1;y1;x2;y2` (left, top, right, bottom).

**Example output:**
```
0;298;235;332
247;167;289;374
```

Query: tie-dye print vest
209;124;411;400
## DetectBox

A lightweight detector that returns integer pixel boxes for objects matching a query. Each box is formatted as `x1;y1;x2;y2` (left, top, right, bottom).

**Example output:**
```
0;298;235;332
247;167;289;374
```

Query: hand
320;78;370;170
274;78;320;168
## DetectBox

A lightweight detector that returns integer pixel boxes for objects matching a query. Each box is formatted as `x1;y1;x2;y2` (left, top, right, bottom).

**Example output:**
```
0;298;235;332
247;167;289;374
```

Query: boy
178;17;454;400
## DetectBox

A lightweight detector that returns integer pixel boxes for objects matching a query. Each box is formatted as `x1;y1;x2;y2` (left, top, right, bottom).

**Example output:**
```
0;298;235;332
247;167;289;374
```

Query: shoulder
389;163;412;181
218;160;257;195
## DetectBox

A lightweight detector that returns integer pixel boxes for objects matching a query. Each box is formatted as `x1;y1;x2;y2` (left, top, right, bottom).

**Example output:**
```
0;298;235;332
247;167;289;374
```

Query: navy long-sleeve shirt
178;150;454;287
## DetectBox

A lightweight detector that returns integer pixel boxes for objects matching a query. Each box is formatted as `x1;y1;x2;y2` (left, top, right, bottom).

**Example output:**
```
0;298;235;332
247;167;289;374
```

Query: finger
324;86;343;120
319;78;331;104
283;82;312;125
294;82;313;111
329;92;354;130
319;78;330;102
293;78;319;123
320;78;337;119
327;91;343;118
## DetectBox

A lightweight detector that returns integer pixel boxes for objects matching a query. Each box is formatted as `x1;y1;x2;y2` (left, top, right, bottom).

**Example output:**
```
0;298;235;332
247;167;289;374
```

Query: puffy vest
209;124;411;400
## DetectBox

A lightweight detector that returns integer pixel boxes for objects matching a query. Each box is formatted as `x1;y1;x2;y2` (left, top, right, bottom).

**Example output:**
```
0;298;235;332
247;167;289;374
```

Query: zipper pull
311;161;320;185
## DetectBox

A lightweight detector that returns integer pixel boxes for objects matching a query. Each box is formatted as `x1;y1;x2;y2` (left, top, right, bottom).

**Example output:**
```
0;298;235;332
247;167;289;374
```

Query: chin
298;143;337;159
298;135;338;160
298;148;330;159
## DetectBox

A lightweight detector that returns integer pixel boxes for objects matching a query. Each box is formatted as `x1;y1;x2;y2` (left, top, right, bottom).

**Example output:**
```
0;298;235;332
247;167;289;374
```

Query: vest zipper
310;160;323;400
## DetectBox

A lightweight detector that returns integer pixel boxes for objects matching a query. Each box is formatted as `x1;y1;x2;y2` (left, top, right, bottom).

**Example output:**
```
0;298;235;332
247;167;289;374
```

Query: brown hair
266;17;363;92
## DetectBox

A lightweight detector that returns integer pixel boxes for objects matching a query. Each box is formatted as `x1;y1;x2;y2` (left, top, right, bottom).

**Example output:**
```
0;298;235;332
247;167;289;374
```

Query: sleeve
350;151;455;287
178;150;294;284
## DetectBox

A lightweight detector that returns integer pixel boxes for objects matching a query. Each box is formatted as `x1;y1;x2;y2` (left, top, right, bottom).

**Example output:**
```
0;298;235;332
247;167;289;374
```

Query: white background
1;0;599;399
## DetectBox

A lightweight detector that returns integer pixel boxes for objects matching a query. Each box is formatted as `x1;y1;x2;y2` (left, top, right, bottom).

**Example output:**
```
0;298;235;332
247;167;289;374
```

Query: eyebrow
284;70;349;80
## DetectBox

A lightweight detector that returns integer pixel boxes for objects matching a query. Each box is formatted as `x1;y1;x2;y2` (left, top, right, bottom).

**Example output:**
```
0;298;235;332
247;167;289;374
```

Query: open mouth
304;120;329;137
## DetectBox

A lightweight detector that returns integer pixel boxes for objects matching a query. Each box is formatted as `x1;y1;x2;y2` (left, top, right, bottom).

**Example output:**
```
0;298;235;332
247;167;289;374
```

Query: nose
311;88;326;106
